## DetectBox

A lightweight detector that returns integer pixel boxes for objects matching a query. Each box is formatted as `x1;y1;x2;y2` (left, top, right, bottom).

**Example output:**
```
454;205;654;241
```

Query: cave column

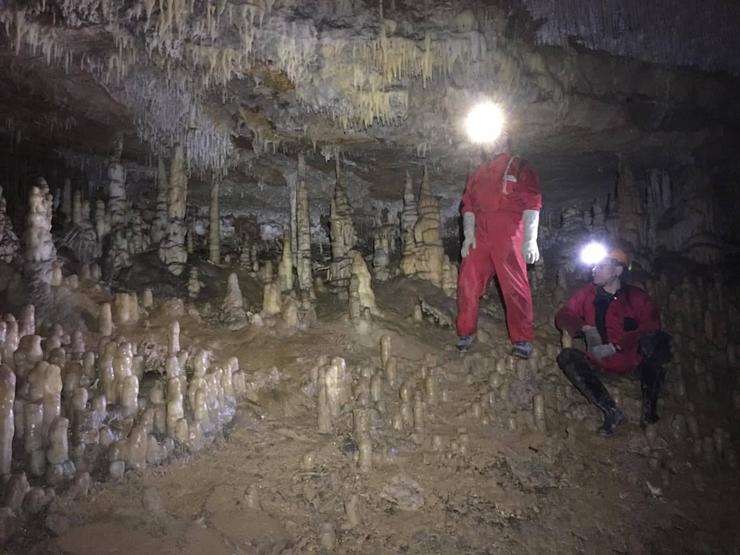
108;135;127;229
158;145;188;275
209;178;220;264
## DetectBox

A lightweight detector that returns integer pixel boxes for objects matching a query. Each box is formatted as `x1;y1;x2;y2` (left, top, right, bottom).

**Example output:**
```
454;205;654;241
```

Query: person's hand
522;239;539;264
461;212;476;258
522;209;540;264
582;325;603;350
590;343;617;359
461;235;476;258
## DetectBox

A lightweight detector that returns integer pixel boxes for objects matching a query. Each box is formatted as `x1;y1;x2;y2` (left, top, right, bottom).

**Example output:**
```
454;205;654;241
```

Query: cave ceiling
0;0;739;215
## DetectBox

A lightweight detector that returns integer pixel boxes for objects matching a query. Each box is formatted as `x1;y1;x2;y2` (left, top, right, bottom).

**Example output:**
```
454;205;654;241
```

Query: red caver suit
456;154;542;342
555;283;662;374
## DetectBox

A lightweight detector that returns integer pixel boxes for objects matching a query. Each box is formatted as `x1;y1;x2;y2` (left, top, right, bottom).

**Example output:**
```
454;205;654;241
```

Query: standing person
555;246;671;435
455;132;542;358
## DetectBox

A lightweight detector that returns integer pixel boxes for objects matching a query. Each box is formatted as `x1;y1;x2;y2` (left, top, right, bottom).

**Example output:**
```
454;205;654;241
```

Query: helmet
607;247;629;268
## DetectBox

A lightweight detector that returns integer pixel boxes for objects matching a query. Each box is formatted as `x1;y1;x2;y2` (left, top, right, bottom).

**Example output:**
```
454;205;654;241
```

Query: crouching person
555;246;671;435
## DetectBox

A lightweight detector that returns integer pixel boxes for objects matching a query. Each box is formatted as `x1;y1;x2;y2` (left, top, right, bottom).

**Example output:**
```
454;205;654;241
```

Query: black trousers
557;331;671;420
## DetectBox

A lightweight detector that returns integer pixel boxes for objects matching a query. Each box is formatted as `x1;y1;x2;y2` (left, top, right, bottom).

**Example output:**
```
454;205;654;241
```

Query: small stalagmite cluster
400;168;457;294
327;156;358;289
0;292;251;536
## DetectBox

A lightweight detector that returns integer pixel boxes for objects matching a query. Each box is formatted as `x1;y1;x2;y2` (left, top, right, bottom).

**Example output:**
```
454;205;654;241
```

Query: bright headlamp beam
580;241;607;266
465;101;505;144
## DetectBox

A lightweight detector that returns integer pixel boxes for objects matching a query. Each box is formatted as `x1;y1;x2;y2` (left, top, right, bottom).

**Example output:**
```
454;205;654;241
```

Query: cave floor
10;277;740;554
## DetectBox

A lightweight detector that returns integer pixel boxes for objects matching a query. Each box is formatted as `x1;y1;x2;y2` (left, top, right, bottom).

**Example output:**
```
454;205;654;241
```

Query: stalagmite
385;356;398;386
221;273;248;329
411;167;444;287
0;365;15;475
209;179;221;264
42;364;63;437
19;304;35;338
47;417;69;465
400;172;418;275
142;288;154;308
561;330;572;349
0;187;20;263
159;145;188;275
295;174;313;293
380;335;391;369
372;227;391;281
4;473;29;513
24;402;45;477
24;181;57;289
99;303;113;336
278;230;294;292
350;251;378;315
167;375;185;437
108;135;127;228
188;266;202;299
324;357;349;419
327;155;357;288
358;435;372;472
262;281;282;317
168;320;181;355
533;394;546;432
151;157;169;244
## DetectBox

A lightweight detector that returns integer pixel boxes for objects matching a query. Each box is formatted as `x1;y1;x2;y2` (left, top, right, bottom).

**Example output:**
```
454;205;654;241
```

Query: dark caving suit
555;282;672;429
456;154;542;342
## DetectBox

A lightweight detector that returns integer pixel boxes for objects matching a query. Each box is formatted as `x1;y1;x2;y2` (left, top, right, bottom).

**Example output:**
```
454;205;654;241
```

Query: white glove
522;209;540;264
590;343;617;360
582;325;603;350
461;212;476;258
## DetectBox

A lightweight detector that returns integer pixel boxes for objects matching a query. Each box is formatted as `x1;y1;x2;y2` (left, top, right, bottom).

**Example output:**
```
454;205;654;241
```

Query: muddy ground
7;275;740;554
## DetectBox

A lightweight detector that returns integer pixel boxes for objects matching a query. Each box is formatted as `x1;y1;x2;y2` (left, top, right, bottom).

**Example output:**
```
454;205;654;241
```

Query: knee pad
639;331;672;364
557;348;586;368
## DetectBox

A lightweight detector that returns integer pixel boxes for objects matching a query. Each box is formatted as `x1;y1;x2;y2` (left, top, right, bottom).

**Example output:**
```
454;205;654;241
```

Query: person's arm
555;287;589;336
460;171;476;215
519;164;543;212
519;164;542;264
460;171;478;258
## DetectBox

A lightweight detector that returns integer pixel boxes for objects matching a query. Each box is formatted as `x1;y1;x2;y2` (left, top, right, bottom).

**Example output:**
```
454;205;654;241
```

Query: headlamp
465;101;505;144
580;241;608;266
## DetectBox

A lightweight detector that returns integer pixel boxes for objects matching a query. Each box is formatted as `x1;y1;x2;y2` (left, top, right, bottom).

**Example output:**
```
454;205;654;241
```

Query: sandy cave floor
7;276;740;555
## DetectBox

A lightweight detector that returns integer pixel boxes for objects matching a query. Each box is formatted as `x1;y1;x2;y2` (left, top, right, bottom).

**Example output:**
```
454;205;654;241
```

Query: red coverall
456;153;542;342
555;283;662;374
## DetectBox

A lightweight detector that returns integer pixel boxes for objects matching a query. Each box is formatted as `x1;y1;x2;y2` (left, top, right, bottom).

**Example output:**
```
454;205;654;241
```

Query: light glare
580;242;607;266
465;102;505;144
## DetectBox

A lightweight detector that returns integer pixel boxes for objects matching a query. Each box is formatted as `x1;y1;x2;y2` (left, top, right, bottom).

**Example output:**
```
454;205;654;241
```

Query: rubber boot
638;332;671;428
557;349;625;435
639;361;667;428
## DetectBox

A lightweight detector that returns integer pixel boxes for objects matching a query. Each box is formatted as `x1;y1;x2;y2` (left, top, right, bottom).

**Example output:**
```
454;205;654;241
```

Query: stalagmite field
0;0;739;553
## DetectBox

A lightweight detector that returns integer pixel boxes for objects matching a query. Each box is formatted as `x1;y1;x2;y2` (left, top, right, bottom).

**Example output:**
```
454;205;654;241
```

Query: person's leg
557;348;625;435
455;240;495;350
489;226;534;356
637;331;672;427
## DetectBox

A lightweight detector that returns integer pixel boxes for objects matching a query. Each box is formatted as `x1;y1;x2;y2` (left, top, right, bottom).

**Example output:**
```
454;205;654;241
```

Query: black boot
557;348;625;436
639;361;668;427
638;332;672;428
